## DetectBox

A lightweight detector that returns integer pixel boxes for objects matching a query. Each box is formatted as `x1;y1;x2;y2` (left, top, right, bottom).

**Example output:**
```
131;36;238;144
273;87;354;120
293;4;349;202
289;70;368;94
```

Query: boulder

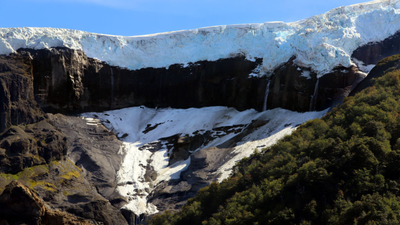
0;180;91;225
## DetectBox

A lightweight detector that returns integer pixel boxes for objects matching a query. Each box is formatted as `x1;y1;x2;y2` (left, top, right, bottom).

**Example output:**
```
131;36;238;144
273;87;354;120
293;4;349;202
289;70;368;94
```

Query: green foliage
0;159;84;194
149;58;400;224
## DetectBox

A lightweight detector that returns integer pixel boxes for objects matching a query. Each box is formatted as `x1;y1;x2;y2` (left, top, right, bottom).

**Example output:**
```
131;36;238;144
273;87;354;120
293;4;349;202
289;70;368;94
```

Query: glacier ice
1;0;400;77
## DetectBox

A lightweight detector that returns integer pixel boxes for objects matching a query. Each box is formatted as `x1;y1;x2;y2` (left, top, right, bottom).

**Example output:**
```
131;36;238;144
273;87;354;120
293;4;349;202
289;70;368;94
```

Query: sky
1;0;370;36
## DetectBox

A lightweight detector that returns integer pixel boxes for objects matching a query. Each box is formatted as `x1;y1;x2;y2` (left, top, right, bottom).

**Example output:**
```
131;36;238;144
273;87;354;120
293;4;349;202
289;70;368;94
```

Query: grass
61;171;80;180
29;180;57;192
0;164;50;193
0;159;84;194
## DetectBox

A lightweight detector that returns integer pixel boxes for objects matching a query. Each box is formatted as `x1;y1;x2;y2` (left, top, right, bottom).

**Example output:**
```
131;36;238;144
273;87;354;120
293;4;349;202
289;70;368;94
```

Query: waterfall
136;215;140;225
135;214;143;225
262;80;270;111
110;67;114;108
309;78;320;111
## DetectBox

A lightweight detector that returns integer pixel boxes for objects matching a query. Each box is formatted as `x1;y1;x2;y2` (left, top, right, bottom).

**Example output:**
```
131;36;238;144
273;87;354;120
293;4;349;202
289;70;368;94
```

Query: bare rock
43;210;91;225
0;180;45;224
0;121;67;174
0;47;365;119
352;31;400;66
46;113;125;205
268;58;366;112
16;48;267;112
0;54;44;132
0;180;91;225
350;55;400;96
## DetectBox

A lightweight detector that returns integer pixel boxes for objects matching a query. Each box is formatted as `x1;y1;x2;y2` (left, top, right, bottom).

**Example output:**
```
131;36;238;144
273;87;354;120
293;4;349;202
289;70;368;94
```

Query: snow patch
300;70;312;79
352;58;376;73
81;106;326;215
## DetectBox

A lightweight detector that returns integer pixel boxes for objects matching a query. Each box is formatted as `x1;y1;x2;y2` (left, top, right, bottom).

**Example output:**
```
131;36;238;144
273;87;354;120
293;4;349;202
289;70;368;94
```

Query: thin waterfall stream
263;80;270;111
309;78;319;111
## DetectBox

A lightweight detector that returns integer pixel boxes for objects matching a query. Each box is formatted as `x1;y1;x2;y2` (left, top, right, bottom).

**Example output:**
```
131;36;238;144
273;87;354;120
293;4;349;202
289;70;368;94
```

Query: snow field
81;106;327;215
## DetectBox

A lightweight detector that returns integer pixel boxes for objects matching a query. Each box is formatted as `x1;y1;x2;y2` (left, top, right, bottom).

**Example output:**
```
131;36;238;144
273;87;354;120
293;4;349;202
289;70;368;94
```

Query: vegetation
149;55;400;225
0;159;83;194
0;164;49;191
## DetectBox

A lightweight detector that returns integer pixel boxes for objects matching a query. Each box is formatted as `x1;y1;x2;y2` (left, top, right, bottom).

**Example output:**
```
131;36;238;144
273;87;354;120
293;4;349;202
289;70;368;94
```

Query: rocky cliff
0;47;366;117
0;54;43;132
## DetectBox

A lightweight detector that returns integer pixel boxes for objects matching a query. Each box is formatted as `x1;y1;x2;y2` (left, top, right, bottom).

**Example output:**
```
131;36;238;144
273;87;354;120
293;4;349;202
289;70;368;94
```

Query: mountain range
1;0;400;224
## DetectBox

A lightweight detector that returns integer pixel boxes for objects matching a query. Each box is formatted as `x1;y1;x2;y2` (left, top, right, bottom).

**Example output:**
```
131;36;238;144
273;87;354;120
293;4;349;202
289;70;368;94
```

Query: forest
149;55;400;225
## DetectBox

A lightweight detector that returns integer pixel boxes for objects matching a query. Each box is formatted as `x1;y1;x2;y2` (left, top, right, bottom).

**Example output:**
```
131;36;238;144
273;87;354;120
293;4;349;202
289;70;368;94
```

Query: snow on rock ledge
1;0;400;76
81;106;328;215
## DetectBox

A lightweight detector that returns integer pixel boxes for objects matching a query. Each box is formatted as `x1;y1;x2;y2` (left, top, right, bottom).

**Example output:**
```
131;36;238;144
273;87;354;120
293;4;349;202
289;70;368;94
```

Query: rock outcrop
0;180;91;225
0;121;128;225
0;54;44;133
0;121;67;174
46;113;126;209
0;51;129;224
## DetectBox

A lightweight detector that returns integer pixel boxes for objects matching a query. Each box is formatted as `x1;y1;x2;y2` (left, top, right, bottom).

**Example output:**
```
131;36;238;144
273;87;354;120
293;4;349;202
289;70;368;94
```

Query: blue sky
1;0;368;36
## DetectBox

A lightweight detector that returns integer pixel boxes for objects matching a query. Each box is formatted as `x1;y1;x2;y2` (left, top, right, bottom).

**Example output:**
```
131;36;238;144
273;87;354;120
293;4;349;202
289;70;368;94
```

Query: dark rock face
161;133;213;166
10;47;361;114
0;54;44;132
0;121;67;174
16;48;267;113
268;59;316;112
18;48;101;112
317;65;366;109
0;180;91;225
267;58;366;111
350;55;400;96
352;31;400;66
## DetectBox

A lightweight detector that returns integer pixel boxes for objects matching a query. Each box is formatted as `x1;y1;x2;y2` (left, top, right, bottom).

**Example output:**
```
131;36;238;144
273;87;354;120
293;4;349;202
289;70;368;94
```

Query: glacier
1;0;400;77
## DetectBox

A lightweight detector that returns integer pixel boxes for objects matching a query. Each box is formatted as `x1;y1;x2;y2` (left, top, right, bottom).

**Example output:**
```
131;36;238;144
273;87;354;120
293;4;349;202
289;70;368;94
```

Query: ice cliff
1;0;400;77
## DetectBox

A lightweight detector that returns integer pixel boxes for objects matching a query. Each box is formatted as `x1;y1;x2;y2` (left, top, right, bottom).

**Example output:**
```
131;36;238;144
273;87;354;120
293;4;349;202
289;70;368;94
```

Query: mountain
148;54;400;224
1;0;400;224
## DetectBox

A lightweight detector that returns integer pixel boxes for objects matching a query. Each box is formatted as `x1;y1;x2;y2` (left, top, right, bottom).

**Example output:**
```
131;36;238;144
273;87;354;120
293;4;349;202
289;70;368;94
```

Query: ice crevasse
1;0;400;77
